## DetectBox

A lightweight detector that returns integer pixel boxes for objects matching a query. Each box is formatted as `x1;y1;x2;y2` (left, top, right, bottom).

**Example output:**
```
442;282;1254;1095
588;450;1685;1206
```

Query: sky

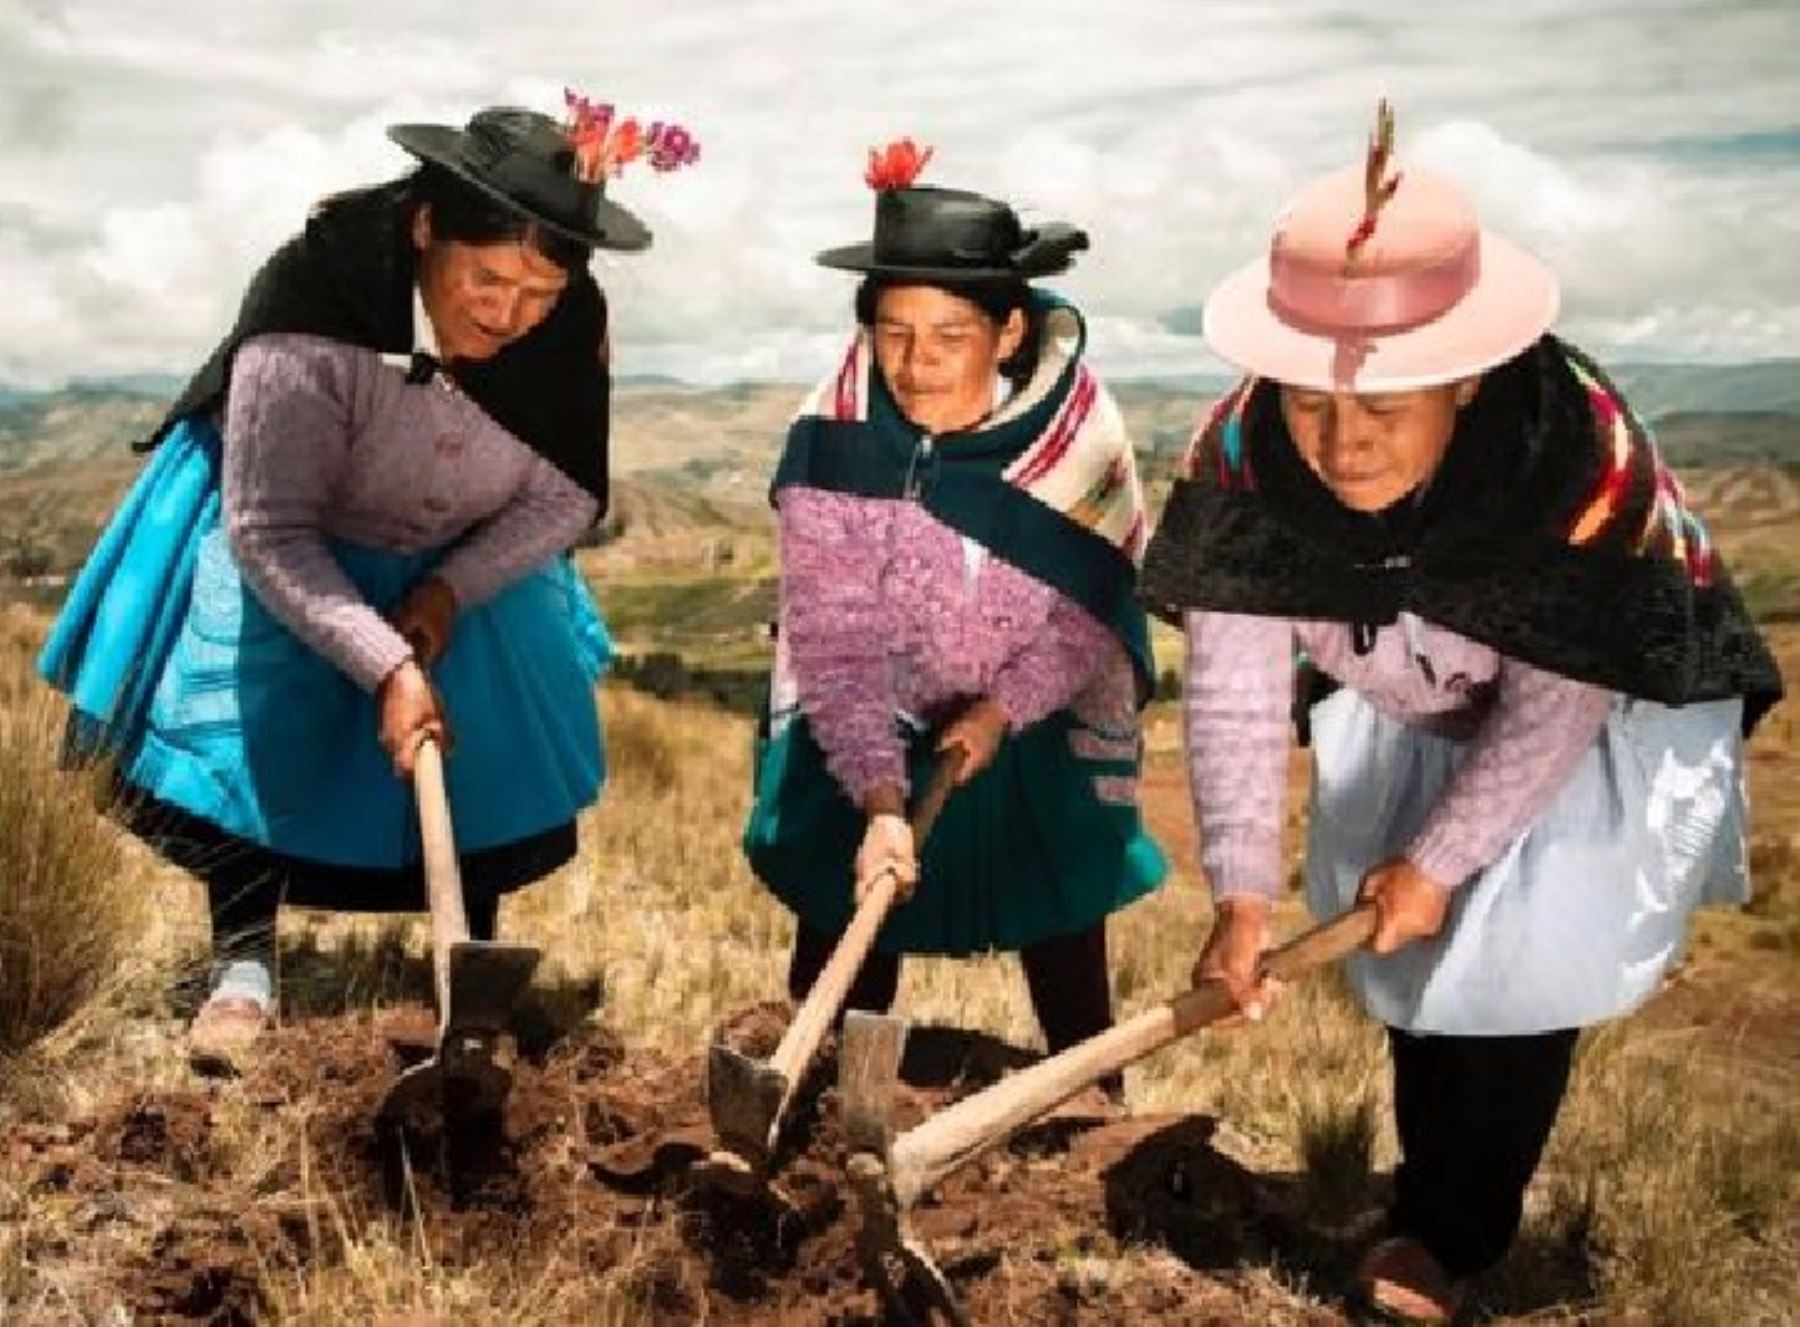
1;0;1797;387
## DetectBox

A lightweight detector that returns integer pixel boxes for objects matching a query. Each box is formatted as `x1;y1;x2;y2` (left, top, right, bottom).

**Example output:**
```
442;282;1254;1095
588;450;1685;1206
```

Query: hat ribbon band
1268;234;1480;333
459;139;603;228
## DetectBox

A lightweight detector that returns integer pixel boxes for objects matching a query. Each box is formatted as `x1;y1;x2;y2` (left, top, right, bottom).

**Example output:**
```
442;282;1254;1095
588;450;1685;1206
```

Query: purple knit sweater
779;484;1132;803
1184;609;1615;898
221;332;598;693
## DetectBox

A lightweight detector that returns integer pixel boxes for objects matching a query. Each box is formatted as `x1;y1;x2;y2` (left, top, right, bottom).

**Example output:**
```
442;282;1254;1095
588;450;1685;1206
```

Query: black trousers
789;920;1116;1060
1386;1025;1579;1279
112;783;515;963
204;857;501;957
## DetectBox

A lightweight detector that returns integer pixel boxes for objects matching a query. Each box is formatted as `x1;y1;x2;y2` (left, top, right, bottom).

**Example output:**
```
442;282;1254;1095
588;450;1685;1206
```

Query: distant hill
4;353;1796;438
0;387;166;471
1648;412;1800;465
0;373;1793;610
1606;361;1800;418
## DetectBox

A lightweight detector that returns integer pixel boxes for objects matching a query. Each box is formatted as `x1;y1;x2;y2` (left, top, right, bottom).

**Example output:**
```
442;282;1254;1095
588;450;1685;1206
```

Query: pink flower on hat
563;88;700;183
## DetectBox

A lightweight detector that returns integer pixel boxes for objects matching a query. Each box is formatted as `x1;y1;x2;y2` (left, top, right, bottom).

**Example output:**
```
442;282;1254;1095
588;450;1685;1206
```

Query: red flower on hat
1346;99;1404;267
865;138;933;191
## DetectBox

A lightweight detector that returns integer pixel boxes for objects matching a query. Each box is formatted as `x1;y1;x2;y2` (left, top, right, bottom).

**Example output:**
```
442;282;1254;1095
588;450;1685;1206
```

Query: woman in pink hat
1140;105;1781;1321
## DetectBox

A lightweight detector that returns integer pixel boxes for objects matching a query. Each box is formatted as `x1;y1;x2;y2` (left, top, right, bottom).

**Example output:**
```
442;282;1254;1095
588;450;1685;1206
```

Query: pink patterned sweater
221;332;598;693
779;485;1133;803
1184;610;1615;899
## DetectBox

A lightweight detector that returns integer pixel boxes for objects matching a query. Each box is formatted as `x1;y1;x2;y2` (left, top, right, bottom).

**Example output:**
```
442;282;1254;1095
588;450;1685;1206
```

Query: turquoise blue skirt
39;416;612;874
744;710;1166;956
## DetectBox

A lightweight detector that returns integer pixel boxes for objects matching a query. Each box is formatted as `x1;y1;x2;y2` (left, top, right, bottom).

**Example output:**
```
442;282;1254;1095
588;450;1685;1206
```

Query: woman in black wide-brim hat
743;142;1167;1070
40;95;699;1071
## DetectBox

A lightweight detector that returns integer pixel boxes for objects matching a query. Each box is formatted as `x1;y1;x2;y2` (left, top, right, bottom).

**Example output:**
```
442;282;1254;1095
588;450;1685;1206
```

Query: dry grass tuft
0;630;150;1066
1493;1022;1800;1325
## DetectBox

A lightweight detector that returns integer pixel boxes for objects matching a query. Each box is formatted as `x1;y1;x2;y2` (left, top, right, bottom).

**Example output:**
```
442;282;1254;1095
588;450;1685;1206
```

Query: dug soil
5;1003;1356;1324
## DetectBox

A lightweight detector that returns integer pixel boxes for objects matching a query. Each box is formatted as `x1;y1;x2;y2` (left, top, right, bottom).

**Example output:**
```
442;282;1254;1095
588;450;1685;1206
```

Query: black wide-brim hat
817;186;1087;282
388;106;653;252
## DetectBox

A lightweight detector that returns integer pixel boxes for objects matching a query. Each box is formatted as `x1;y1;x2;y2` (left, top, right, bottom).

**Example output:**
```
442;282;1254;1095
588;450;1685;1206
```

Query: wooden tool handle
767;751;962;1084
906;747;961;844
888;903;1378;1207
412;736;470;1022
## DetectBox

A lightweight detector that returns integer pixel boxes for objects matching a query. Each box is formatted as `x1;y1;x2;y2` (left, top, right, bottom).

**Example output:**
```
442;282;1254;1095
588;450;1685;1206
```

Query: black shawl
144;180;611;509
1139;336;1783;732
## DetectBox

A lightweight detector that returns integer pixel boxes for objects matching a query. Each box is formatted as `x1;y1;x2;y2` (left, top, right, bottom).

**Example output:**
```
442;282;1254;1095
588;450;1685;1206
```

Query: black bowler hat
388;105;654;252
816;185;1089;282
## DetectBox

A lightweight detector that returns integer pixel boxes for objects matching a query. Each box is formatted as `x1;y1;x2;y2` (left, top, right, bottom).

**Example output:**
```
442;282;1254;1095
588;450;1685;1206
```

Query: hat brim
388;123;653;253
814;242;1067;282
1201;231;1560;392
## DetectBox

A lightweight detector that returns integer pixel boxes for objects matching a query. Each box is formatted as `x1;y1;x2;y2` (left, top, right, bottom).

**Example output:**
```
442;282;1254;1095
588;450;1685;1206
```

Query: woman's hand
855;810;918;905
1193;896;1279;1021
936;697;1009;786
389;577;458;667
1357;858;1452;953
377;659;451;778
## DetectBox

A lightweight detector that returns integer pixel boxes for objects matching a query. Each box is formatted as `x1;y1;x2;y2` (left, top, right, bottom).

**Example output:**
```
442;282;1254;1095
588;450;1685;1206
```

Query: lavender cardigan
1184;609;1615;899
221;332;598;693
780;484;1133;804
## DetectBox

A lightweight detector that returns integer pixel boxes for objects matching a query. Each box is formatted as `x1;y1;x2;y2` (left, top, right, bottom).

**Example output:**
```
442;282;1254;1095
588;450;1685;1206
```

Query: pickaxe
702;750;962;1193
376;736;542;1129
841;903;1379;1323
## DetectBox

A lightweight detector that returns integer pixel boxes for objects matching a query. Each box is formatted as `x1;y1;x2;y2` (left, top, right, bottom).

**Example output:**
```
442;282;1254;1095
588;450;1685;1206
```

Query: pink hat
1203;114;1560;393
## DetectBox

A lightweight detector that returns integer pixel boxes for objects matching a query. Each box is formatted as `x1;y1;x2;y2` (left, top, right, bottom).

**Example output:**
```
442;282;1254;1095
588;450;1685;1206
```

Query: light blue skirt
1305;690;1749;1035
39;416;613;871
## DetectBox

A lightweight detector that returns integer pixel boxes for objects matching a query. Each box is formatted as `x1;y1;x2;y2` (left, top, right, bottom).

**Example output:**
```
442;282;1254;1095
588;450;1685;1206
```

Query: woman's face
871;284;1026;435
412;206;569;362
1278;379;1479;512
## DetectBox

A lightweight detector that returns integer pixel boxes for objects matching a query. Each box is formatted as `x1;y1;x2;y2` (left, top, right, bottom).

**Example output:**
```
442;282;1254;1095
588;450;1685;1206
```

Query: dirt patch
4;1004;1350;1323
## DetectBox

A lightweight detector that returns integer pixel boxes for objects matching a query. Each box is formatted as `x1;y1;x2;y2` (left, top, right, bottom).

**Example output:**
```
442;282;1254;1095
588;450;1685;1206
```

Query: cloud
0;0;1795;385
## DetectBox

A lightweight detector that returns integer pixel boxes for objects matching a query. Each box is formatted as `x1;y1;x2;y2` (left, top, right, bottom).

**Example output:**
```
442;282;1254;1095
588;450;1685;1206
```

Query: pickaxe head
847;1152;965;1326
839;1011;907;1155
376;940;538;1130
705;1040;788;1169
839;1011;965;1324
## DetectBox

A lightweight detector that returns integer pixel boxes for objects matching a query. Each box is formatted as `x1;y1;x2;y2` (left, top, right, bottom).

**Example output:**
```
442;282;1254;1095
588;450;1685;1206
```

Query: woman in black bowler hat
40;94;699;1071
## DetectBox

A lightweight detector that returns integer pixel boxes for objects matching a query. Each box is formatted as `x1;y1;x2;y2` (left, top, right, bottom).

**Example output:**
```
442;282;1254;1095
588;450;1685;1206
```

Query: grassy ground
1;606;1795;1322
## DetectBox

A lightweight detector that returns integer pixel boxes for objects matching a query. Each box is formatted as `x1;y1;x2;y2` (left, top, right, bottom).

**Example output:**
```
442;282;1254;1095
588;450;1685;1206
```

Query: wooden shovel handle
888;903;1379;1207
767;751;963;1084
412;736;470;1022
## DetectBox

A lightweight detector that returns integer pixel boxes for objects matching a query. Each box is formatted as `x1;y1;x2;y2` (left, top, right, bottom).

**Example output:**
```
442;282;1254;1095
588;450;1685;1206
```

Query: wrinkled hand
1192;896;1281;1022
936;697;1009;786
377;659;451;778
855;811;918;906
389;577;458;667
1357;858;1452;954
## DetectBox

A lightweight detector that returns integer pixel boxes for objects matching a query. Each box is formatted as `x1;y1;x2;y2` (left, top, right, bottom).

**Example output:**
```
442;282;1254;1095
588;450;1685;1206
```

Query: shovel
376;734;541;1128
702;748;963;1191
841;903;1379;1323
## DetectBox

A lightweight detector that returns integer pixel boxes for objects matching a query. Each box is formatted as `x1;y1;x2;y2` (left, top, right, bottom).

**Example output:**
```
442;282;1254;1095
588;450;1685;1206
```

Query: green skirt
743;711;1166;956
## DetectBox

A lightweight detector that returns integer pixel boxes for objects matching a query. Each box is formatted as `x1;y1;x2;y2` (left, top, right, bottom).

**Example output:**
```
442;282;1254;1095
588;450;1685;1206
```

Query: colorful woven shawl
773;292;1154;691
